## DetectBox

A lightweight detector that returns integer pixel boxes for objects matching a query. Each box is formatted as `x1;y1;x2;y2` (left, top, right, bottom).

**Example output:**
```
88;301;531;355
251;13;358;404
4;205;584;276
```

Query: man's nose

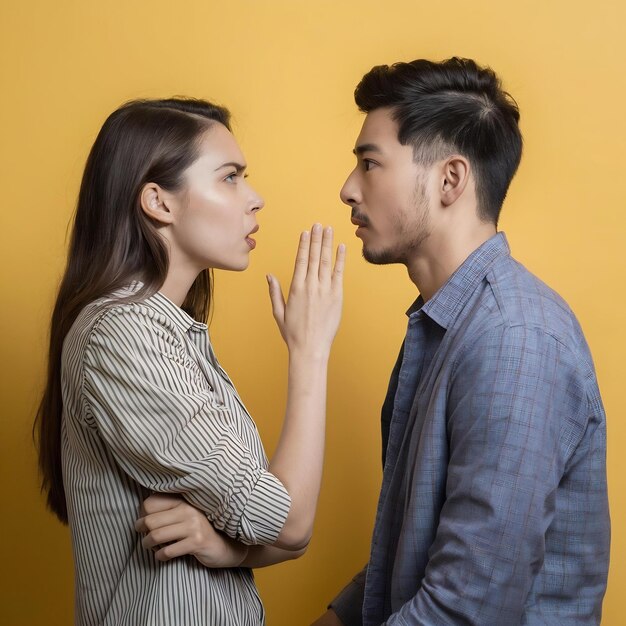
339;170;360;206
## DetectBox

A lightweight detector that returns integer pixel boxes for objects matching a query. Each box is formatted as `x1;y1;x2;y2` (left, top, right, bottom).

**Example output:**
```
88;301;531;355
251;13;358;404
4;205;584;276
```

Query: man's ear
140;183;175;225
440;155;470;207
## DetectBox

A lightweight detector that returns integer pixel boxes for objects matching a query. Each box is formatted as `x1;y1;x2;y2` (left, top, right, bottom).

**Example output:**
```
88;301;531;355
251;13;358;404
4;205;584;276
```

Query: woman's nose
248;186;265;212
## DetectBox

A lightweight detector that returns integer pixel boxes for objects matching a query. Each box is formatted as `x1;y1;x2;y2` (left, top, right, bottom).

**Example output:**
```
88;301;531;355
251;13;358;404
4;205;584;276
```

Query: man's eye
363;159;376;171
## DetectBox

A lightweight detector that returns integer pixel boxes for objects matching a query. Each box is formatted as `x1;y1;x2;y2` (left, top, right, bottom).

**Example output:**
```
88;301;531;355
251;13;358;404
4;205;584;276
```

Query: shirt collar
410;232;510;329
151;291;208;334
119;280;207;334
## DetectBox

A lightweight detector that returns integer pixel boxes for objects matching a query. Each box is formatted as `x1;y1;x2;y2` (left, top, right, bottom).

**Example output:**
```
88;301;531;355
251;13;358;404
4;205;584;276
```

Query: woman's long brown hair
34;97;231;523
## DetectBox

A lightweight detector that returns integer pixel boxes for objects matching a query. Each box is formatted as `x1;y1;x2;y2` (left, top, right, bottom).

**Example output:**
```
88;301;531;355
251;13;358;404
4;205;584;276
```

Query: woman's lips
246;225;259;249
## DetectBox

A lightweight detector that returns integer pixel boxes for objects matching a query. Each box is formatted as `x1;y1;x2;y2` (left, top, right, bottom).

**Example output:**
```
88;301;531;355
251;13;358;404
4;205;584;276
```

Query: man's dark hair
354;57;522;224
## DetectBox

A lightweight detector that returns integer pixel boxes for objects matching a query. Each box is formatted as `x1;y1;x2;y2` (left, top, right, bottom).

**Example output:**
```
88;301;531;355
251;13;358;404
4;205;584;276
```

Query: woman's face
167;123;264;273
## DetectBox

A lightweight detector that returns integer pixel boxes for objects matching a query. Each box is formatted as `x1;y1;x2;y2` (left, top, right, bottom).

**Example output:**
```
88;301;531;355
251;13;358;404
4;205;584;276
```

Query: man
313;58;610;625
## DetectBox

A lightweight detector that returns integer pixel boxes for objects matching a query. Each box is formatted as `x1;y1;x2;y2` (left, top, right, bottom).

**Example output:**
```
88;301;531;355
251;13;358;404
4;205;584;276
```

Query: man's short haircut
354;57;523;224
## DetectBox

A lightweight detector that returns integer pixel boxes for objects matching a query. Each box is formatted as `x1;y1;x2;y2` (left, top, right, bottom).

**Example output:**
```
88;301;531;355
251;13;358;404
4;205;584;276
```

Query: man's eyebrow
353;143;382;156
214;162;247;173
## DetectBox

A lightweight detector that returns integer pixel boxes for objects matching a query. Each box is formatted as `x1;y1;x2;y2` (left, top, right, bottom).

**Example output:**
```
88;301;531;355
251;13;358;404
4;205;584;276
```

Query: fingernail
312;223;322;234
266;274;271;284
325;226;333;234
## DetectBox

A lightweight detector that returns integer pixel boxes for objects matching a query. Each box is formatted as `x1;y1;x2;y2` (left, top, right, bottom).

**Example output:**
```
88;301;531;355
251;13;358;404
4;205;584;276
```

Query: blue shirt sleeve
384;324;590;625
330;565;368;626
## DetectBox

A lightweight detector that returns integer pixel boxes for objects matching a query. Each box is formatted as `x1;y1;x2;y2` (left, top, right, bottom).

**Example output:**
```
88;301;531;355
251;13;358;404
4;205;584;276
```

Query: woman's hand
135;494;248;568
264;224;346;549
267;224;345;357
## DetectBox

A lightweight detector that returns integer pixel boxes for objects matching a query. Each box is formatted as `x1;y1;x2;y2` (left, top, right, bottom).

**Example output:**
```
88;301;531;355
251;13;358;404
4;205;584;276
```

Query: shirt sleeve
81;305;291;546
329;565;367;626
384;324;590;625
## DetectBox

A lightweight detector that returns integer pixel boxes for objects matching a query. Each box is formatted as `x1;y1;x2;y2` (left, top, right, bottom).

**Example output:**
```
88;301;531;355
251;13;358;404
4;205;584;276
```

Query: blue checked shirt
331;233;610;625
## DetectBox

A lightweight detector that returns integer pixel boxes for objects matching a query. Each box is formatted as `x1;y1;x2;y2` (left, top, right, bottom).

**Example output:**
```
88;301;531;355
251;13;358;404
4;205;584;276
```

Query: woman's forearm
240;544;307;569
265;226;344;550
269;349;329;550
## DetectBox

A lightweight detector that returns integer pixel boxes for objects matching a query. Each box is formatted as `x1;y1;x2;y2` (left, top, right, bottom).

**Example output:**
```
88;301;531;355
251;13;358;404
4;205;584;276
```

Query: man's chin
362;246;400;266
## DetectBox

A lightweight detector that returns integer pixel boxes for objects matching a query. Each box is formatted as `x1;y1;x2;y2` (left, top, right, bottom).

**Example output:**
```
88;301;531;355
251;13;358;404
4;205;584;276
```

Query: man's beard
363;183;431;266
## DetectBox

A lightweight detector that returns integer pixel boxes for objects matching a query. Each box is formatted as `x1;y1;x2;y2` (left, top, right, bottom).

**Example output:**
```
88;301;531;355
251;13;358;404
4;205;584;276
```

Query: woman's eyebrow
214;162;247;173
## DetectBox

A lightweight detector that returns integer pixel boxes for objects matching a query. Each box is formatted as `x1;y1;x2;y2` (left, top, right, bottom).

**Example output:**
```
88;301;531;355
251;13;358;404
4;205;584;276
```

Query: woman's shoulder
65;291;183;361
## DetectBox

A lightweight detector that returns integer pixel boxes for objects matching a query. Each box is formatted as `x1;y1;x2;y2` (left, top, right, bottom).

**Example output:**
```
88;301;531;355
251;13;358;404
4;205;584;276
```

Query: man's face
340;107;432;265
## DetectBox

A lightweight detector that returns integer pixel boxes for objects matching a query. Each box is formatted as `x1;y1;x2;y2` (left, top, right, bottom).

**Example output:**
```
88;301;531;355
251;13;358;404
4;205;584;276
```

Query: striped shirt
61;284;291;625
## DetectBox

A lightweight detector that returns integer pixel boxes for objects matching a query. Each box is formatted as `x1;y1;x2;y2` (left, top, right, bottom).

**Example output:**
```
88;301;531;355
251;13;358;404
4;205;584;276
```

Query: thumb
267;274;286;326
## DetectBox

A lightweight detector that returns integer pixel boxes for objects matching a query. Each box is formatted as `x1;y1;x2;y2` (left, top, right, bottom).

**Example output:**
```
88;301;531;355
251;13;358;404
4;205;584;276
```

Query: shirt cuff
238;470;291;545
329;566;367;626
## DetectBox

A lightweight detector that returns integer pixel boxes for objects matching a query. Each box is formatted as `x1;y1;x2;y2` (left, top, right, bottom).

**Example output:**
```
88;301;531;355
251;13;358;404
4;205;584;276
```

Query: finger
142;522;188;551
292;230;310;286
155;537;197;562
319;226;334;282
306;223;323;281
142;493;184;515
134;506;185;533
267;274;285;324
332;243;346;286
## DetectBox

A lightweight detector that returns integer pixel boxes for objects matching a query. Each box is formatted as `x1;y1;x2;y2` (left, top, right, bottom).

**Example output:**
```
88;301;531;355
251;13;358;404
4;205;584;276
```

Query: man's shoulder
450;254;601;386
483;254;584;345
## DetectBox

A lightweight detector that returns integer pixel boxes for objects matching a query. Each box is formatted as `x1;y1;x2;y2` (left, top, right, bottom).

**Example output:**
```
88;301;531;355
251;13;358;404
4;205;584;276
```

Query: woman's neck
158;264;199;306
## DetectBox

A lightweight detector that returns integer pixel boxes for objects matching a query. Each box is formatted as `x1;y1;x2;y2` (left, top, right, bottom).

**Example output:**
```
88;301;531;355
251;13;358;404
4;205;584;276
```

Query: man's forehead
355;108;400;151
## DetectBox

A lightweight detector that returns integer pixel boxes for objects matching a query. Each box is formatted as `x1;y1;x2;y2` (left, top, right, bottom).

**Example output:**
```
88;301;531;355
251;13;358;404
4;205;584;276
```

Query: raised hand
267;223;345;357
263;224;347;550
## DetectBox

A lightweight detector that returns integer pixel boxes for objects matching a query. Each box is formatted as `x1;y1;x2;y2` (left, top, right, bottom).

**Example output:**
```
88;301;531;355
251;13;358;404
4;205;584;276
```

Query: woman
35;97;345;625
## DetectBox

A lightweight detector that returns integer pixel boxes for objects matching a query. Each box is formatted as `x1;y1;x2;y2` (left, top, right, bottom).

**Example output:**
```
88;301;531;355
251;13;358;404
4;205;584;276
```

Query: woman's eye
225;172;249;183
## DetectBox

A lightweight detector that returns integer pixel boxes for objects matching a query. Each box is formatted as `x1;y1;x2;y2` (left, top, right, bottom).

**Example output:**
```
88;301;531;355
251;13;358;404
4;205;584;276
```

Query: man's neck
407;224;497;302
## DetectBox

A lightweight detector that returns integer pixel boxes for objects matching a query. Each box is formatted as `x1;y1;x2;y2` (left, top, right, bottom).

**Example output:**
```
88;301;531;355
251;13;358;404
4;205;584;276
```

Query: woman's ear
440;155;470;207
140;183;175;225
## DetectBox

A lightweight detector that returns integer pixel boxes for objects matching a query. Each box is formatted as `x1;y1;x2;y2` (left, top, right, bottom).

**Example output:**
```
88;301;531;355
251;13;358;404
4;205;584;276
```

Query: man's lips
351;217;368;227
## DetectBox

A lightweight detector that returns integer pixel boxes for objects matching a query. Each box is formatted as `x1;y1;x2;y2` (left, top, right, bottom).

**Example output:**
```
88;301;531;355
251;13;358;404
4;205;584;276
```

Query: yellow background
1;1;624;624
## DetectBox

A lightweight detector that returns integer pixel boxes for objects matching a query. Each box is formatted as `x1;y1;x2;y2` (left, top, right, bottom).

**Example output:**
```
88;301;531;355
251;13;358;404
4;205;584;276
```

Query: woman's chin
212;257;251;272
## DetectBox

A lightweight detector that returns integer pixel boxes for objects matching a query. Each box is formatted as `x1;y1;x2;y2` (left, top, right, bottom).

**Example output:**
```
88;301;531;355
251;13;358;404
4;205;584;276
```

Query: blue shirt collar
407;232;511;329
